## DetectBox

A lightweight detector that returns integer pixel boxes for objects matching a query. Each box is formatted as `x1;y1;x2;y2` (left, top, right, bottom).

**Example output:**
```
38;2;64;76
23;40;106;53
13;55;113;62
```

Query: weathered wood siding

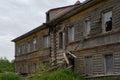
50;0;120;77
15;27;50;74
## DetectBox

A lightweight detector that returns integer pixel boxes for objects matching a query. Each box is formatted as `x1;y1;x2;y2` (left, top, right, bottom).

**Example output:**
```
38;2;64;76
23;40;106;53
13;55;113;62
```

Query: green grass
26;69;116;80
0;72;22;80
96;77;116;80
26;69;85;80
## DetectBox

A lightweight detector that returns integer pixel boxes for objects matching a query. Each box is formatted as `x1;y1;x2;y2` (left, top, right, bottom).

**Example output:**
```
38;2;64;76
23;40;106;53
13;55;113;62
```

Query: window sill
43;47;50;50
84;28;120;40
67;40;80;46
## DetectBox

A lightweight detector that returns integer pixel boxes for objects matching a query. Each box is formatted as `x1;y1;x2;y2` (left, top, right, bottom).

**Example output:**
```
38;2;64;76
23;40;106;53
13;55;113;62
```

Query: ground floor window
85;56;92;75
104;54;113;74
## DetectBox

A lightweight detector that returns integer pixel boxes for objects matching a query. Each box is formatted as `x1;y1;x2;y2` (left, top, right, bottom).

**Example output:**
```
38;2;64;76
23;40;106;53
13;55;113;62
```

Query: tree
0;57;14;73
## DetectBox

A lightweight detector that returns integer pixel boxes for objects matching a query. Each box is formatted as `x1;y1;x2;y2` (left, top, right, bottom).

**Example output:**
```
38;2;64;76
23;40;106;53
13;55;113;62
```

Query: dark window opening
106;17;112;32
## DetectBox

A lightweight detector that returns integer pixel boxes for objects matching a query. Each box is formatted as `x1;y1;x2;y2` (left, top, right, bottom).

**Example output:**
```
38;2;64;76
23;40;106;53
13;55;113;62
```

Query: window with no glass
102;11;112;32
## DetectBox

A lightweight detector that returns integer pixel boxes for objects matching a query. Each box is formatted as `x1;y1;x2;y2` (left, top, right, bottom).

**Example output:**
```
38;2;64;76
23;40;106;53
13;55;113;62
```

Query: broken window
84;18;91;36
68;26;74;42
102;11;112;32
43;35;50;48
104;54;113;74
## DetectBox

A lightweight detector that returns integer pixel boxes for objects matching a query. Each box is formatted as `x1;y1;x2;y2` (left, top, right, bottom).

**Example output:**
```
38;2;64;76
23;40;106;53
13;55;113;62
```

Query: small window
84;18;91;36
59;32;63;48
17;45;21;54
27;41;30;53
33;38;37;51
59;32;65;49
68;26;74;42
43;35;50;48
102;11;112;32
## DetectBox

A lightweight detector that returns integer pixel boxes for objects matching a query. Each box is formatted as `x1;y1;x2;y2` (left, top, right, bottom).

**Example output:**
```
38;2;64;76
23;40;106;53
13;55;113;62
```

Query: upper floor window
102;11;112;32
27;41;31;53
68;26;74;42
33;38;37;51
17;45;21;54
84;18;91;36
43;35;50;48
59;32;65;49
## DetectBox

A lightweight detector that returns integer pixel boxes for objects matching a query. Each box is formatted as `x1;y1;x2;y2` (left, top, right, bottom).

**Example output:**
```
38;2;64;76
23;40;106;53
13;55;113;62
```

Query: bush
26;69;85;80
97;77;116;80
0;72;22;80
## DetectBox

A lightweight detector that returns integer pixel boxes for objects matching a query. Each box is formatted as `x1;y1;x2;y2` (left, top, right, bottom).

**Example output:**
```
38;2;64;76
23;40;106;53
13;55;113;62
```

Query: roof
46;0;102;26
12;2;81;42
74;0;81;5
12;0;102;42
46;3;80;14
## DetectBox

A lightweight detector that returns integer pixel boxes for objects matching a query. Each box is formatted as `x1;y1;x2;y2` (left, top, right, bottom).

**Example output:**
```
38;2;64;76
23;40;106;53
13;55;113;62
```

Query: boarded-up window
68;26;74;42
104;55;113;74
102;11;112;32
85;56;92;75
84;18;91;36
43;35;50;48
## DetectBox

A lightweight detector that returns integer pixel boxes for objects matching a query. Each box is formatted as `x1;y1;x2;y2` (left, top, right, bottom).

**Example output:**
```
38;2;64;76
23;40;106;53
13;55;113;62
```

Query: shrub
26;69;85;80
0;72;22;80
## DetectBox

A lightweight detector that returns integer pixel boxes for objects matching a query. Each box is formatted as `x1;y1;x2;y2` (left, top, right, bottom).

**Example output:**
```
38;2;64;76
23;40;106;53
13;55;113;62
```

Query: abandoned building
12;0;120;77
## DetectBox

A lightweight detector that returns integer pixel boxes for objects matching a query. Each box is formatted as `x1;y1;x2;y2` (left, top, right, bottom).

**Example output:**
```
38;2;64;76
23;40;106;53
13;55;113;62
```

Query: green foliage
0;57;14;73
96;77;116;80
0;72;22;80
25;63;116;80
26;68;85;80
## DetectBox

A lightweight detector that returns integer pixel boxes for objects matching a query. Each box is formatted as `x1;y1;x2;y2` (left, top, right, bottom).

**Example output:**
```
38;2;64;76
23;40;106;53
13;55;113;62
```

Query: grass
0;72;22;80
26;68;117;80
26;69;85;80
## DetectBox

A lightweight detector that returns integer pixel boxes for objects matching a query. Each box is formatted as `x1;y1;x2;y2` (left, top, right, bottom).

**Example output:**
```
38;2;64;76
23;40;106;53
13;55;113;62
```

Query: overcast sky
0;0;85;61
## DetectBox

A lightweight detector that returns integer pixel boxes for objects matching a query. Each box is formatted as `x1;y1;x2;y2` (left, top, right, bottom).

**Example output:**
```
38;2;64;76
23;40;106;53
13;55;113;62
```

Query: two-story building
12;24;50;75
12;0;120;77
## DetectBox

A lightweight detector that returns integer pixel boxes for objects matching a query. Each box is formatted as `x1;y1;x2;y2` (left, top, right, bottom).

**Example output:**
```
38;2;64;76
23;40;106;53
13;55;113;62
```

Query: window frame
104;54;114;74
102;10;112;33
43;35;50;48
68;26;75;42
84;18;91;36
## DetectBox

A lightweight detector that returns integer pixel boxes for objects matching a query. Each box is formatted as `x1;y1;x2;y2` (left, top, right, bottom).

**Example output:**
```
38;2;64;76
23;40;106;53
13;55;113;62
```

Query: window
43;35;50;48
104;54;113;74
27;41;30;53
33;38;37;51
17;46;21;54
84;18;91;36
68;26;74;42
59;32;65;49
102;11;112;32
85;56;92;75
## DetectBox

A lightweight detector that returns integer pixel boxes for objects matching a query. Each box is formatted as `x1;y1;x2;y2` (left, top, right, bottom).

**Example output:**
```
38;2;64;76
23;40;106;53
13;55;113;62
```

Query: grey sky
0;0;85;61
